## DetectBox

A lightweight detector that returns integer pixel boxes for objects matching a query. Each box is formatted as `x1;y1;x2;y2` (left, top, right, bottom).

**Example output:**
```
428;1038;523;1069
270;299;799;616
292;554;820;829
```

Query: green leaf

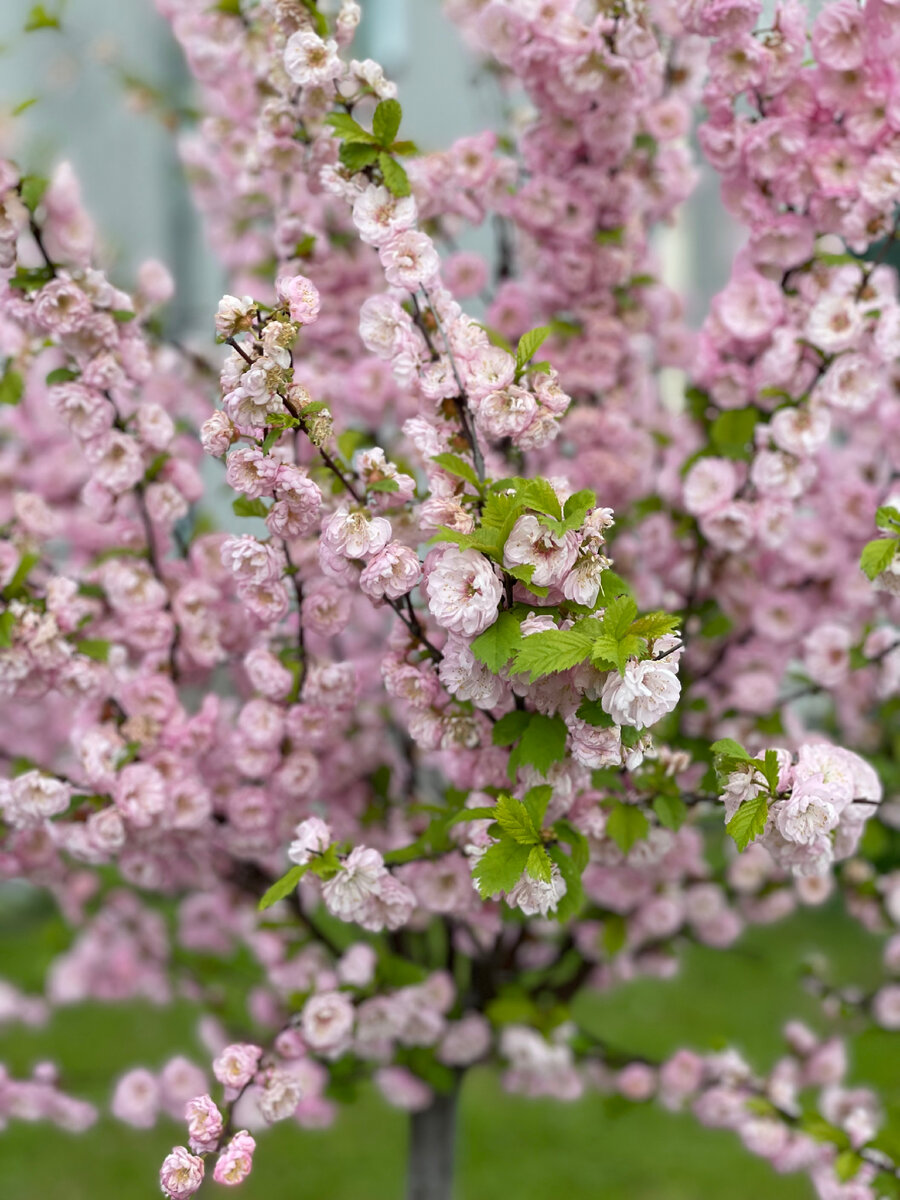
45;367;78;385
861;536;898;581
111;309;136;323
523;785;552;829
473;837;530;898
547;842;585;921
629;611;680;640
725;793;769;852
601;912;627;955
834;1151;862;1183
379;153;410;197
595;227;624;245
372;98;402;147
368;478;399;493
326;112;374;142
518;714;568;775
710;407;760;460
12;97;38;117
575;698;613;727
258;863;309;911
144;452;169;483
431;452;481;491
75;638;110;662
339;142;379;172
525;844;553;884
603;595;638;639
294;233;317;259
298;0;328;37
561;489;596;531
598;570;633;601
475;323;514;354
515;326;552;373
554;819;589;871
24;5;60;32
471;611;523;674
0;609;15;647
606;802;650;854
494;794;541;846
876;505;900;532
2;551;39;599
653;793;687;831
232;496;268;518
390;140;418;157
0;367;24;406
512;626;595;682
760;748;780;794
710;738;751;761
491;709;532;747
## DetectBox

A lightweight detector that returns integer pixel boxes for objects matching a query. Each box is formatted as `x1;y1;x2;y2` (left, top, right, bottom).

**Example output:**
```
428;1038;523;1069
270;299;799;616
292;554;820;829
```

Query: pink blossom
424;547;502;637
159;1147;204;1199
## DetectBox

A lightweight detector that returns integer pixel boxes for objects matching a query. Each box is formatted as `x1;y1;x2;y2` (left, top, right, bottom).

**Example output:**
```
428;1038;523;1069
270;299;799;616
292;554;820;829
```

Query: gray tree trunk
406;1084;460;1200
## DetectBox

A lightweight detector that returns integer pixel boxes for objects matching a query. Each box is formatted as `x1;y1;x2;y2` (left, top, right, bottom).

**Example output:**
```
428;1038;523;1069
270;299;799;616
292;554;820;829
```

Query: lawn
1;895;897;1200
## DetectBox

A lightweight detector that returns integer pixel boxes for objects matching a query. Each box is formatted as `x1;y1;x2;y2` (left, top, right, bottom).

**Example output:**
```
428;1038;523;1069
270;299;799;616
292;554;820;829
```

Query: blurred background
0;3;894;1198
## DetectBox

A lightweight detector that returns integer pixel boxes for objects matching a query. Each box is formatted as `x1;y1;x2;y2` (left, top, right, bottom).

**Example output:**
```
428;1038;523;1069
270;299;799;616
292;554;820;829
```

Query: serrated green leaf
653;793;687;830
340;142;379;172
24;5;60;32
491;709;532;747
518;714;568;774
472;611;523;674
876;505;900;532
515;325;552;373
725;793;769;851
232;496;268;518
561;489;596;531
372;98;402;147
575;698;614;727
379;153;410;197
473;837;530;897
431;452;481;491
601;912;627;955
45;367;78;385
326;112;373;141
0;367;24;406
523;785;552;829
546;842;584;920
710;407;760;460
606;802;649;854
494;794;541;845
599;570;633;601
258;863;309;911
710;738;751;761
761;748;780;794
512;627;594;682
629;611;680;640
525;844;553;884
603;595;639;639
861;536;898;581
75;638;110;662
0;609;15;647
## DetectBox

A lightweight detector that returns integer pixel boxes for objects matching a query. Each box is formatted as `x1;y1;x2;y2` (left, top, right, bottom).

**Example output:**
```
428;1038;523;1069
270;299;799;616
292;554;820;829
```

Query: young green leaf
515;326;552;373
0;368;24;407
472;837;530;897
512;627;595;681
0;609;15;648
24;5;60;32
710;738;751;761
547;843;585;921
258;863;309;911
494;794;541;846
653;793;687;831
860;536;897;581
75;639;111;662
45;367;79;385
606;802;650;854
325;112;373;142
379;153;411;197
523;784;552;830
372;98;402;147
725;793;769;851
471;611;523;674
525;844;553;884
875;505;900;532
575;698;613;727
491;708;532;747
340;142;379;172
629;611;680;640
518;714;568;774
232;496;268;519
430;452;481;491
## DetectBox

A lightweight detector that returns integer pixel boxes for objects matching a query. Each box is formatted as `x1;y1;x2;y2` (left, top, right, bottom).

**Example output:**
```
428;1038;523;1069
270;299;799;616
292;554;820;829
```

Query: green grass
1;897;897;1199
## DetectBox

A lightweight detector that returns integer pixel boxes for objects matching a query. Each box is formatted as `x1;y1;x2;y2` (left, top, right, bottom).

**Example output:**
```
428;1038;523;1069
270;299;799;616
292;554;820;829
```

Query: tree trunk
406;1083;460;1200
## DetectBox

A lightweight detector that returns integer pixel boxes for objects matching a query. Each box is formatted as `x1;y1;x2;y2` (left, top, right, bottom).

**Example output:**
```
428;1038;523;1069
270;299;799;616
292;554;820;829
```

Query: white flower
503;514;578;589
323;846;387;918
352;186;417;247
283;32;341;87
301;991;354;1055
600;659;681;730
288;817;332;866
321;504;392;561
215;294;255;339
774;789;839;845
506;863;567;917
438;635;506;709
424;547;502;638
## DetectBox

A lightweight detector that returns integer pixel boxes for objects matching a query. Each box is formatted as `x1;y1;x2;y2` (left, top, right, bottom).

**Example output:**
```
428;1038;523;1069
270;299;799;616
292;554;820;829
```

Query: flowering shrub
2;0;900;1197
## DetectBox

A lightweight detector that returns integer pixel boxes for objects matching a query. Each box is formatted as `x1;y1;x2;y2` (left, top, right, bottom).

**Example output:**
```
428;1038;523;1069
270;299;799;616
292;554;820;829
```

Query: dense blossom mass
1;0;900;1197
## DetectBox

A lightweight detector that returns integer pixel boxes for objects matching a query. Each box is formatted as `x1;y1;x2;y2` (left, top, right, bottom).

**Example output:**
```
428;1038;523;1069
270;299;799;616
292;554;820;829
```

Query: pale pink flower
159;1147;204;1199
425;547;502;637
